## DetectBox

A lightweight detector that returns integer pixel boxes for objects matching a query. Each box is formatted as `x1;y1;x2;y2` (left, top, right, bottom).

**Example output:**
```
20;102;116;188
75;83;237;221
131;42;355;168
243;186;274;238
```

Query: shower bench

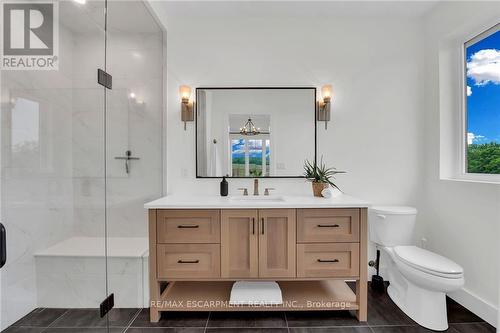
34;236;149;308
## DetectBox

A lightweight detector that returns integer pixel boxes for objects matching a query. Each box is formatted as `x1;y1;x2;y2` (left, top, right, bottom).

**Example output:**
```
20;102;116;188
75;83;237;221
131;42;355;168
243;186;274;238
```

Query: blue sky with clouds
466;29;500;145
232;139;270;159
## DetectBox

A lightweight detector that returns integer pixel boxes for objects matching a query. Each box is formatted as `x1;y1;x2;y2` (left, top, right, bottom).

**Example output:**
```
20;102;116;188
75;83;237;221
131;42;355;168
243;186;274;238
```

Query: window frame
459;22;500;183
228;134;271;177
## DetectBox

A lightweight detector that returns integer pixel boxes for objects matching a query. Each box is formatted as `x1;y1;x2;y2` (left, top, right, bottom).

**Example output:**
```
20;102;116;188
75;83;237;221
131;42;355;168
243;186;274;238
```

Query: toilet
369;206;464;331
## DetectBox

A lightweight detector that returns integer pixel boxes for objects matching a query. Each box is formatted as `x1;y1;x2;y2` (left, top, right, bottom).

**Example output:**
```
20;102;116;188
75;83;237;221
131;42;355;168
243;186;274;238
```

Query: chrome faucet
238;188;249;196
253;179;259;196
264;188;275;196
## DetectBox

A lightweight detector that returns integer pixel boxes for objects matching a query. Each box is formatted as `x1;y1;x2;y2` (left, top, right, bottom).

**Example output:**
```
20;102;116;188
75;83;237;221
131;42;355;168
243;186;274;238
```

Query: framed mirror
196;87;317;178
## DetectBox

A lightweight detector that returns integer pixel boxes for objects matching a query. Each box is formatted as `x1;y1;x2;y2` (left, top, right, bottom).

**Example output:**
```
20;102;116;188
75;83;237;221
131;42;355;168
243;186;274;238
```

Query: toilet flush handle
376;214;386;219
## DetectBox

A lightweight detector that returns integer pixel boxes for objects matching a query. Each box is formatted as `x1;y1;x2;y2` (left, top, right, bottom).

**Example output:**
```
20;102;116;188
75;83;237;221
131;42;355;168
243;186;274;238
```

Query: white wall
152;1;500;325
148;7;426;315
160;14;424;204
420;1;500;326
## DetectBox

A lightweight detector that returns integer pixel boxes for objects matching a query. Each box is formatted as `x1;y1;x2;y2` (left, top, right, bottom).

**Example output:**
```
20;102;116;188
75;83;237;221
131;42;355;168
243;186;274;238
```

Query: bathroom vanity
145;195;369;322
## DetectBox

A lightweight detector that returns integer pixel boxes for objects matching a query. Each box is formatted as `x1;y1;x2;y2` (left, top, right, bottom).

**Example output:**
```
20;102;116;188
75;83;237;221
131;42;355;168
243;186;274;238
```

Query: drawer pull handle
177;259;199;264
252;218;255;235
177;225;199;229
317;259;339;263
261;218;265;235
317;224;340;228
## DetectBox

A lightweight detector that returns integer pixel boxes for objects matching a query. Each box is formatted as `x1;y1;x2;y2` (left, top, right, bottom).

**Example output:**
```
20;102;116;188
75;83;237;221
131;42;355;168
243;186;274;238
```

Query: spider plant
303;158;345;192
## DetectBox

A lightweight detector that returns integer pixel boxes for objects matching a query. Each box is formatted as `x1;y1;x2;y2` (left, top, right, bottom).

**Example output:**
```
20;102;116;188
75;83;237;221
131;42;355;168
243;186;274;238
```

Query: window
464;23;500;175
11;97;41;168
230;136;271;177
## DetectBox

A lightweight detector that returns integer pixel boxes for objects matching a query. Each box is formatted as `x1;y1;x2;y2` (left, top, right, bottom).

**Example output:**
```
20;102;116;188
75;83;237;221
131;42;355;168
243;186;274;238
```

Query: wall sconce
179;85;194;130
317;84;332;129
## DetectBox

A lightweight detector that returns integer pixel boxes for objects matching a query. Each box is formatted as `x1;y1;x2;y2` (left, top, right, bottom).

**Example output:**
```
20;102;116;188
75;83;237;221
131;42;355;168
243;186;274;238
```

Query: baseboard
449;287;498;328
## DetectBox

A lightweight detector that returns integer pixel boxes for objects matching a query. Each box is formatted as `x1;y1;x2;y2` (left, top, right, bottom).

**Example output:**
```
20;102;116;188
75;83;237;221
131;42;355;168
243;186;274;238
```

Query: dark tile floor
3;284;496;333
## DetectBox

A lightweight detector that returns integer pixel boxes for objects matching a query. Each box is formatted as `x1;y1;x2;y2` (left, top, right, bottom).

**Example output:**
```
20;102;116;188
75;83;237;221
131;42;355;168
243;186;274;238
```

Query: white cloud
467;85;472;96
467;132;487;145
467;132;474;145
466;49;500;86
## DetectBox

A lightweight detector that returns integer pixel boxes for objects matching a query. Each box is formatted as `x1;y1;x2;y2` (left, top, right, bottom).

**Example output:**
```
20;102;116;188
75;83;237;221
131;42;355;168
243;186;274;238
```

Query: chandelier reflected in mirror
239;118;260;136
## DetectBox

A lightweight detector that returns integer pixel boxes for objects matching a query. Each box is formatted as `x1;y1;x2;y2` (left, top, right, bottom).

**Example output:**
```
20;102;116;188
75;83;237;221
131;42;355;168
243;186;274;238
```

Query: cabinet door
258;209;296;278
221;210;259;278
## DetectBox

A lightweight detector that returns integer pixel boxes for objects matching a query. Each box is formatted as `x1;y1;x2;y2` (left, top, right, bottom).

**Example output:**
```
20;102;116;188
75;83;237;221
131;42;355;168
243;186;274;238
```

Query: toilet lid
394;246;463;276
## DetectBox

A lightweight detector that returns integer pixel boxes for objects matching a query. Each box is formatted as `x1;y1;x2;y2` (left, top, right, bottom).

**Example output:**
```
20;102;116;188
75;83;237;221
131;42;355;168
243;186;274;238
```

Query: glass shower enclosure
0;0;164;331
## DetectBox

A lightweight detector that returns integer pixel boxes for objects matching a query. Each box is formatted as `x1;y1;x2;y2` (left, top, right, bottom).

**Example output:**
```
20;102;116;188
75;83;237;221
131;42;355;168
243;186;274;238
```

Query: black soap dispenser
220;176;228;197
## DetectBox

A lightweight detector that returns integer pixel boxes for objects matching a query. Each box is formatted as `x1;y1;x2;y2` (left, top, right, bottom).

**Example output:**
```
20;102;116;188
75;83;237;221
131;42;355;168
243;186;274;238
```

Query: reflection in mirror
196;88;316;178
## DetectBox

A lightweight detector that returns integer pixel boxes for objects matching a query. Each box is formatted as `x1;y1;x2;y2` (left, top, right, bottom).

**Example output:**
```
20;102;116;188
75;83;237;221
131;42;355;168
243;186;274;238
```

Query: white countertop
144;194;370;209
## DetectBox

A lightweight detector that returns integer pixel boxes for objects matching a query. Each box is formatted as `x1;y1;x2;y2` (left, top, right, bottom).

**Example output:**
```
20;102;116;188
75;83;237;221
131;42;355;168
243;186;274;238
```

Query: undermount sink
229;195;285;202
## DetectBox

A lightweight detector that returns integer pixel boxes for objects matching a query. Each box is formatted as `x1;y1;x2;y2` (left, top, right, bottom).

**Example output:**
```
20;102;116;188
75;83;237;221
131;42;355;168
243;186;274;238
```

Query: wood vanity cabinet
221;209;295;279
220;210;258;278
258;209;296;278
148;206;367;323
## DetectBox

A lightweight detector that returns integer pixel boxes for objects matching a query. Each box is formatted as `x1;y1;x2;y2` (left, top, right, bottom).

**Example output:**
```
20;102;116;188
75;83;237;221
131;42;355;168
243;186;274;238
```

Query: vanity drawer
157;210;220;244
297;243;359;278
157;244;220;279
297;209;359;243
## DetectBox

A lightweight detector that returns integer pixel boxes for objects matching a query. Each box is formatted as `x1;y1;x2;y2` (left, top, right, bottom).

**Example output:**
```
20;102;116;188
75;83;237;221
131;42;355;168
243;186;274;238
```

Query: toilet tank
369;206;417;247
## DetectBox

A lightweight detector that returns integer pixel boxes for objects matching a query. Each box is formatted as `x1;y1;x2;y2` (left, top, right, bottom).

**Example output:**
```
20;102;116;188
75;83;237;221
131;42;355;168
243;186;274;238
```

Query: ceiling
59;1;162;35
156;1;440;23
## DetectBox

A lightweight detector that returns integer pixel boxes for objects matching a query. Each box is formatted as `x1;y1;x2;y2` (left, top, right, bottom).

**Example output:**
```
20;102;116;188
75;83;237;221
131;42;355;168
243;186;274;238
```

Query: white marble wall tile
1;3;163;329
35;255;147;308
0;22;76;330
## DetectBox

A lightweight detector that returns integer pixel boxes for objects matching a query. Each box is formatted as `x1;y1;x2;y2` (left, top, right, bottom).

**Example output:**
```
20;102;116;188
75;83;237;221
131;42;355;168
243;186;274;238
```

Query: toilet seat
394;246;463;279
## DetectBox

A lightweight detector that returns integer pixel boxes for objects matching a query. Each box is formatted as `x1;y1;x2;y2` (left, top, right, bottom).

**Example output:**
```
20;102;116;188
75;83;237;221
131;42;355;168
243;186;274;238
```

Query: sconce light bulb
129;92;136;99
321;84;332;100
179;85;192;101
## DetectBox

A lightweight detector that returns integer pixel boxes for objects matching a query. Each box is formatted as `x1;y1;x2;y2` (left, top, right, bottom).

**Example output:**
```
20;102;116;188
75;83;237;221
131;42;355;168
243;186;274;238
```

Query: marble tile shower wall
1;16;163;329
0;25;76;328
71;32;163;237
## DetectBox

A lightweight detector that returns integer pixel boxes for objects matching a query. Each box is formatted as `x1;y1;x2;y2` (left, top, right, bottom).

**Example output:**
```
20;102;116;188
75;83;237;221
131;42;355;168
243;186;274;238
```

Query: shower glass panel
105;1;164;313
0;0;109;330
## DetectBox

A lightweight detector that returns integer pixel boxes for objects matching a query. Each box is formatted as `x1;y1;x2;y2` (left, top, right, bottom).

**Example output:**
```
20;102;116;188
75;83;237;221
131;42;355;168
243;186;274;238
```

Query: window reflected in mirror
11;97;41;168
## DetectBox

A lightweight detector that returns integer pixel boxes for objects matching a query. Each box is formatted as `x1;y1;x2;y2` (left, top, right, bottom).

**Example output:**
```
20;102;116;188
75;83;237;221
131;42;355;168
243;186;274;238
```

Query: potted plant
303;158;344;197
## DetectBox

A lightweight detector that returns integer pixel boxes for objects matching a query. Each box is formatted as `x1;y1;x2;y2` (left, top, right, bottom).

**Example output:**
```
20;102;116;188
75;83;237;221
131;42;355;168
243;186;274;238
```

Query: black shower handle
0;223;6;269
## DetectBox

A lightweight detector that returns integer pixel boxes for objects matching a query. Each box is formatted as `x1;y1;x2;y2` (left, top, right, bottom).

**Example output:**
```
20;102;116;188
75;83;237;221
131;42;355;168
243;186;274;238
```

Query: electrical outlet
181;168;188;178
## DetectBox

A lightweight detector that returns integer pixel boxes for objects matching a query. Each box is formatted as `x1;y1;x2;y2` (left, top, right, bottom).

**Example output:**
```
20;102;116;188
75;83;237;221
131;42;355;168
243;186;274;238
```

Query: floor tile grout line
195;326;304;329
40;308;70;331
285;325;370;329
204;311;211;333
449;321;490;325
126;326;208;328
367;324;418;327
283;311;290;333
122;308;143;332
